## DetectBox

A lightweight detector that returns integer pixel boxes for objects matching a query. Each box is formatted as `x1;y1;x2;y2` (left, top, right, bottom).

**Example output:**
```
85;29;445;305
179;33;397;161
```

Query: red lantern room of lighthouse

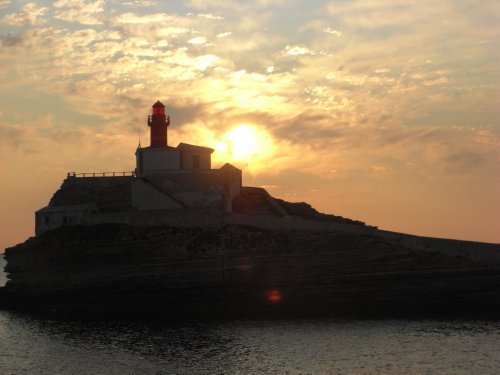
148;101;170;147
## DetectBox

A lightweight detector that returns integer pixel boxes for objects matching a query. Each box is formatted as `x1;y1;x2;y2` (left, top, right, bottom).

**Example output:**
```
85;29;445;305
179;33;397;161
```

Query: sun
219;124;274;166
226;125;260;160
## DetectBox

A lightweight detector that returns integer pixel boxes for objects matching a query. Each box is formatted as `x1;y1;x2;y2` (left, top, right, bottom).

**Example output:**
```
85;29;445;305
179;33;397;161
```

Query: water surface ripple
1;311;499;374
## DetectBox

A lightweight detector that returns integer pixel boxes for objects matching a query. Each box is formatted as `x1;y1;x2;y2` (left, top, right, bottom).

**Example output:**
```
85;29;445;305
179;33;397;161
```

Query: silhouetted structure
35;101;242;235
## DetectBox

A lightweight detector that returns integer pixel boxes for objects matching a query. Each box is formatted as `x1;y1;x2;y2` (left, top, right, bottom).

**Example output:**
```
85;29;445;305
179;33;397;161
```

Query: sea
1;257;500;374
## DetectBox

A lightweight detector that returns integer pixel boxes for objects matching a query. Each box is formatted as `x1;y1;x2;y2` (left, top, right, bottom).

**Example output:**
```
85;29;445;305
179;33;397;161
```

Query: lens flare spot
266;289;282;303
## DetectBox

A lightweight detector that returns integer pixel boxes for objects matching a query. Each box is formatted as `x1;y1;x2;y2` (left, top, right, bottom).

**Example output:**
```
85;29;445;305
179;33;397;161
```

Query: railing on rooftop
67;171;136;178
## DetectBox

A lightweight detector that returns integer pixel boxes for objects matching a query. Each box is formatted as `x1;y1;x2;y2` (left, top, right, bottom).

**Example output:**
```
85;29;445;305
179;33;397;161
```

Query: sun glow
226;125;259;160
219;124;274;167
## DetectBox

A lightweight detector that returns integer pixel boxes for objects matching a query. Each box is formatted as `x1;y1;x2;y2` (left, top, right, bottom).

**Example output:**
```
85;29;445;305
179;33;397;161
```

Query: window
192;155;200;169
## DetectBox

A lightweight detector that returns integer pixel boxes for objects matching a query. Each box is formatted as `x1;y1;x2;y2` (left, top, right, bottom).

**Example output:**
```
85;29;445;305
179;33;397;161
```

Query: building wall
35;166;242;235
131;179;184;210
171;191;222;209
136;147;180;176
180;149;211;170
142;167;241;211
220;165;242;212
79;207;223;229
35;204;98;236
36;205;224;235
137;171;226;210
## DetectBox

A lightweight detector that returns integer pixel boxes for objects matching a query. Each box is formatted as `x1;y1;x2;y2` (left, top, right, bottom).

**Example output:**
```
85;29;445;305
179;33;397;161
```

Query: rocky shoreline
2;223;500;318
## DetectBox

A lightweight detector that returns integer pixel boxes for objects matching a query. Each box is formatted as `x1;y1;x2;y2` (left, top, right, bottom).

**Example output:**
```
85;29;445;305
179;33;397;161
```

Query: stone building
35;101;242;235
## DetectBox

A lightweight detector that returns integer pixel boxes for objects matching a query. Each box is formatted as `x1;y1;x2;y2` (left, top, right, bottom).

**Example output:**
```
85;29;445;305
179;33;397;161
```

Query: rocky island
2;102;499;318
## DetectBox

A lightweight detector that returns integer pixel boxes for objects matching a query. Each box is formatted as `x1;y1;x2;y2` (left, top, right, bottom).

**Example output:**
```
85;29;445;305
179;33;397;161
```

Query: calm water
1;258;500;374
0;311;499;375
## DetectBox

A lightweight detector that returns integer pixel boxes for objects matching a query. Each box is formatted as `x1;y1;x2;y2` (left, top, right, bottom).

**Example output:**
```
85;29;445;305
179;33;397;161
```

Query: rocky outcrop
275;198;365;225
5;178;500;317
232;187;286;216
2;224;500;318
232;187;365;226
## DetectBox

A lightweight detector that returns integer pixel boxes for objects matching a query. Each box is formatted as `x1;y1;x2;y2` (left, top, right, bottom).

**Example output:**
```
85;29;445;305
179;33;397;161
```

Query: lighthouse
131;100;241;212
135;100;215;176
35;100;243;235
148;101;170;147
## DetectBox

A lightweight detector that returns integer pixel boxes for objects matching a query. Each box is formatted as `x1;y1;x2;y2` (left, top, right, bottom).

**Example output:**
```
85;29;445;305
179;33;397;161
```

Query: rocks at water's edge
2;223;500;318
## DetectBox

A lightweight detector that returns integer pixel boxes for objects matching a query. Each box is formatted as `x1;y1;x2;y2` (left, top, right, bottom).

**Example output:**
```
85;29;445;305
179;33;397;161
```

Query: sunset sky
0;0;499;249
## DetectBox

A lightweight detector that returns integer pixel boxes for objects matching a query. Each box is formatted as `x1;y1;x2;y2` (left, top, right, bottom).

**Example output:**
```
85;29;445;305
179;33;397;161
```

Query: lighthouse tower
148;101;170;147
136;100;215;177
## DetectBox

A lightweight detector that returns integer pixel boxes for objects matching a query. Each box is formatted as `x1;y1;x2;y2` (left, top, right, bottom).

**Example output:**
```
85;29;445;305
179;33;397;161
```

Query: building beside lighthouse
35;101;242;235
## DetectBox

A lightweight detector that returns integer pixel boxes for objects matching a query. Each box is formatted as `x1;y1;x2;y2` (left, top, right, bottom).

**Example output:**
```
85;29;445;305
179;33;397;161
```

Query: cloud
284;45;316;56
186;0;285;11
1;3;48;25
197;13;223;20
0;33;24;46
122;0;156;6
53;0;104;25
114;12;171;24
216;32;231;38
323;27;342;36
0;0;499;245
188;36;207;45
0;0;10;10
0;123;30;151
422;77;449;86
0;2;498;182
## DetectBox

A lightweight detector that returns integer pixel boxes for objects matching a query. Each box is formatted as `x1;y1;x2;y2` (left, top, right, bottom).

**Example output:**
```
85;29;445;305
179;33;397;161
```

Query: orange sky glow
0;0;499;250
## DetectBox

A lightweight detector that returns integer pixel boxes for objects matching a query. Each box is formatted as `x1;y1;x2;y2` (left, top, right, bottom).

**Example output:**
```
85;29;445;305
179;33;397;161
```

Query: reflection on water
0;311;499;374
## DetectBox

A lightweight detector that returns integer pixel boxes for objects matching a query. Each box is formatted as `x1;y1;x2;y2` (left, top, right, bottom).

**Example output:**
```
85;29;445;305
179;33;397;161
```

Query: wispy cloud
1;3;48;25
53;0;104;25
0;0;498;245
122;0;156;7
